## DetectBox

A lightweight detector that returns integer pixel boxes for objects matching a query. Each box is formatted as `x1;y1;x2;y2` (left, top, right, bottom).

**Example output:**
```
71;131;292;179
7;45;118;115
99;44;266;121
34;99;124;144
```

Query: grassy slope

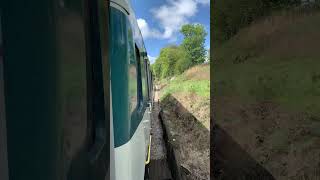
157;64;210;179
214;10;320;116
213;10;320;179
160;64;210;99
159;64;210;128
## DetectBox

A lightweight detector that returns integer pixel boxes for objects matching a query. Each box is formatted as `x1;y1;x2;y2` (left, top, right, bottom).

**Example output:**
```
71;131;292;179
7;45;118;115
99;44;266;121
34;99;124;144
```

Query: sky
130;0;210;64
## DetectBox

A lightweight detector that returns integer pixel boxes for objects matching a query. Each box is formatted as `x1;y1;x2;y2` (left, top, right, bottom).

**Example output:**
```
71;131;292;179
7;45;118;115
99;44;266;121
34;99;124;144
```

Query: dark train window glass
135;46;143;106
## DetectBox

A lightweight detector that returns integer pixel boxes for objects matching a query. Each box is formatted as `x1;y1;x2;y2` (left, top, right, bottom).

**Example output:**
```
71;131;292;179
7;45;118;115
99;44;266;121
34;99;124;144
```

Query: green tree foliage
180;24;207;65
152;46;188;79
152;23;207;80
174;51;192;75
152;58;162;80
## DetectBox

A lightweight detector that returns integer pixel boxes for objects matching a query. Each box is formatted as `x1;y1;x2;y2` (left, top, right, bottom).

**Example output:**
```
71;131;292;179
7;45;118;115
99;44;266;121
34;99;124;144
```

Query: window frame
135;45;143;108
144;58;150;100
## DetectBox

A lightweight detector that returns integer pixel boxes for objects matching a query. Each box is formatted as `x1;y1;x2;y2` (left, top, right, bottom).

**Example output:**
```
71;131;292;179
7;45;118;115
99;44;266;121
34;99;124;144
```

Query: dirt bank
215;96;320;180
161;95;210;180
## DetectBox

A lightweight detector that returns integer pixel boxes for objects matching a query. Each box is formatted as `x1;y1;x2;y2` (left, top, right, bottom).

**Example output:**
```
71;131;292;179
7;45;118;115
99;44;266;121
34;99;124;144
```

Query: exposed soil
149;86;172;180
214;96;320;180
160;94;210;180
173;93;210;130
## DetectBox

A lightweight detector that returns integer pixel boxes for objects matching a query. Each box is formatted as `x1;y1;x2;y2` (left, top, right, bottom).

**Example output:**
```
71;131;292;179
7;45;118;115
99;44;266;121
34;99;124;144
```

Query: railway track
147;87;173;180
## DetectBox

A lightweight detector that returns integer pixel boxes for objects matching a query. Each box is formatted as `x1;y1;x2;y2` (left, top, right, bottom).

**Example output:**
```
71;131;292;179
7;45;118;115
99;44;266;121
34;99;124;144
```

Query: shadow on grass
213;124;275;180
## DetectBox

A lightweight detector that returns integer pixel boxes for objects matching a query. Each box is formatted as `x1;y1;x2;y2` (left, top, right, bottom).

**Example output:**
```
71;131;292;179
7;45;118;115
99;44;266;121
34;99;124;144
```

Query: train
109;0;154;179
0;0;153;179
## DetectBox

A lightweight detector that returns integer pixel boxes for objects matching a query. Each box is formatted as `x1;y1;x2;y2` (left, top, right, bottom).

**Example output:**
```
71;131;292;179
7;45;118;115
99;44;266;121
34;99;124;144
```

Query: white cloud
137;0;209;41
148;55;158;64
137;18;161;39
152;0;197;39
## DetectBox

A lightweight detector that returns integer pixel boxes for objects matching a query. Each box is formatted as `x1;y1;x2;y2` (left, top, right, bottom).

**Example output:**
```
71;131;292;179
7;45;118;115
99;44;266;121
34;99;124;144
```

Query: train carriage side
109;0;152;179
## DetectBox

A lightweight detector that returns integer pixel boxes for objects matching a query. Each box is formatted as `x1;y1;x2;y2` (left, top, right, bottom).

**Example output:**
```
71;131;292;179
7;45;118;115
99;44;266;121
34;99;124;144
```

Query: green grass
159;65;210;100
214;57;320;116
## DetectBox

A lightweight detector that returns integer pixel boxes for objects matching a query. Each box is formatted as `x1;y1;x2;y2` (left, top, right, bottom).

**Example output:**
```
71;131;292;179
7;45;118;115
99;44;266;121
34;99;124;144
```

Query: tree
180;24;207;65
151;46;186;79
174;53;192;74
152;58;162;80
152;23;208;80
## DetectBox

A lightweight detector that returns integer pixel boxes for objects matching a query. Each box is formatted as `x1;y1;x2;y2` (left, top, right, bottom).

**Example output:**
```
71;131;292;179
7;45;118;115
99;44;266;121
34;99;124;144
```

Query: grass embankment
160;64;210;99
157;64;210;179
213;10;320;179
159;64;210;128
214;10;320;116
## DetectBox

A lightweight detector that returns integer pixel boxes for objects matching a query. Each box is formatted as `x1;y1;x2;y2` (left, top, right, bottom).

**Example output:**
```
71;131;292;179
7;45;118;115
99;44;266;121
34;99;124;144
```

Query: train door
142;57;152;163
110;4;148;178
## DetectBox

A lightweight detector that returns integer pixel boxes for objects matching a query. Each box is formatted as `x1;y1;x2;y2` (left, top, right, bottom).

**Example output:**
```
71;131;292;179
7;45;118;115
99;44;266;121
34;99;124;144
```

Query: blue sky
130;0;210;64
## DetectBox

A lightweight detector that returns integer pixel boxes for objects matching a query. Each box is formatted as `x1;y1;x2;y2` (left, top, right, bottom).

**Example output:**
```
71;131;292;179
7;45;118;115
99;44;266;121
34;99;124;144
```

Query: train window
135;46;143;106
144;59;150;100
140;55;147;103
129;63;138;113
128;31;137;114
143;59;149;98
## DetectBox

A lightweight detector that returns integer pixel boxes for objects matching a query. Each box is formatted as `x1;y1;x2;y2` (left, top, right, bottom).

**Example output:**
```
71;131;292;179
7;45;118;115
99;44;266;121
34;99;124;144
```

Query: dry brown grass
220;11;320;62
184;64;210;81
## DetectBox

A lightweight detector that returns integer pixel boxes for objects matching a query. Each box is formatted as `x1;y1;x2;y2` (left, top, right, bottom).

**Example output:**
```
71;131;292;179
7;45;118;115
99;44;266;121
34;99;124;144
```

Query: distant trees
152;46;189;79
152;24;207;80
